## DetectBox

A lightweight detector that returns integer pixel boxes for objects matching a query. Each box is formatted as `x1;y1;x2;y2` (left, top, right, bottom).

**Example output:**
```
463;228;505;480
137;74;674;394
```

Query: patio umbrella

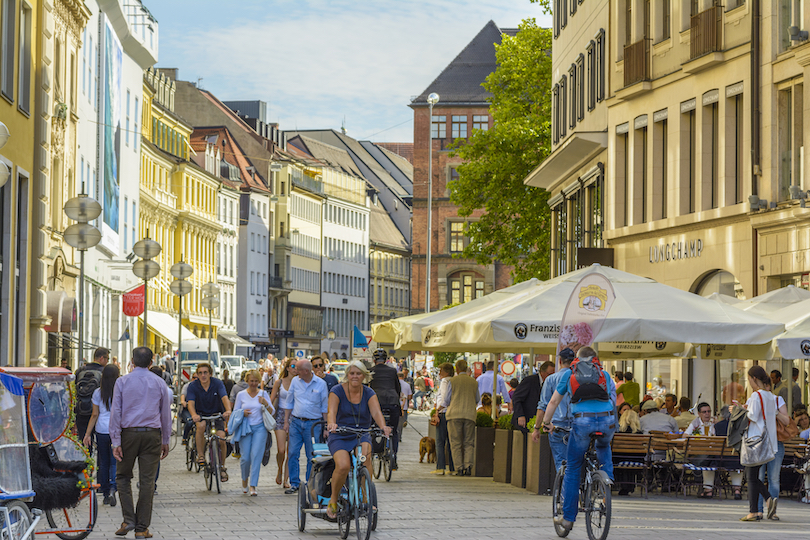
371;278;545;351
733;285;810;315
421;265;785;353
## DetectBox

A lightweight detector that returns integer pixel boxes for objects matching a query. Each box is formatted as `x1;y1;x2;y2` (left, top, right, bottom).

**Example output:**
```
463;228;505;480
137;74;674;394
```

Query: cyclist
532;347;576;469
541;346;616;533
187;363;232;483
369;348;402;470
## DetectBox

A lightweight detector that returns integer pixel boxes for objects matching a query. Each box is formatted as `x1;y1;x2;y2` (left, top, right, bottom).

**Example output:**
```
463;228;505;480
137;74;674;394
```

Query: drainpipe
751;0;761;296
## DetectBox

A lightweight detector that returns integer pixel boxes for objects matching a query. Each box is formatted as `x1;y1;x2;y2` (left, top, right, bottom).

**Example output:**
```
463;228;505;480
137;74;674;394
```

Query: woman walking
233;370;273;496
269;358;296;489
739;365;778;521
431;363;455;475
82;364;120;506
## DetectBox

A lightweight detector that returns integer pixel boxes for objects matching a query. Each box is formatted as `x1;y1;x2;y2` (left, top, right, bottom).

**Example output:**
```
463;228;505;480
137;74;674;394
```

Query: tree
449;14;553;282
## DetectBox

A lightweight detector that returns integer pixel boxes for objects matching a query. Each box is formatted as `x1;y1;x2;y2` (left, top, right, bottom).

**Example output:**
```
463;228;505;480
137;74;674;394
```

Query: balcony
690;6;722;60
623;39;649;88
269;276;289;290
292;173;324;196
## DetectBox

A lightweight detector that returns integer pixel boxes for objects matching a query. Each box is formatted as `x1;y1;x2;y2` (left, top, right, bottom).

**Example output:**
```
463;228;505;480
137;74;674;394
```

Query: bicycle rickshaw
0;367;98;540
0;370;42;540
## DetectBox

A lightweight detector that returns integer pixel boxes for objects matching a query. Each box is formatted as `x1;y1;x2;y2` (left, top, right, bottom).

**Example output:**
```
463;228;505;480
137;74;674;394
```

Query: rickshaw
0;370;41;540
0;368;97;540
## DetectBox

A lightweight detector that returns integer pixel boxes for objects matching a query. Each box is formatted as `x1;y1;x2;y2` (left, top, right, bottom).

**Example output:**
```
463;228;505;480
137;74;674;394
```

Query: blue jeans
95;432;116;496
240;425;268;488
757;441;785;512
549;427;570;471
562;415;616;523
288;417;317;489
436;413;454;471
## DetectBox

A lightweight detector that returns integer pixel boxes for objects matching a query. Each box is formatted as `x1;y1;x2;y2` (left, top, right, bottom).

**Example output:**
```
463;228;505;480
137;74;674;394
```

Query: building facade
369;202;411;328
410;21;515;313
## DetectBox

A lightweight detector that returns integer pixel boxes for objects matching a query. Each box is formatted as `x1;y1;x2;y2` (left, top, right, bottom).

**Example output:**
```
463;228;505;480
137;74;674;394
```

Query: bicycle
298;424;381;540
371;412;394;482
185;422;200;473
551;427;612;540
198;414;225;493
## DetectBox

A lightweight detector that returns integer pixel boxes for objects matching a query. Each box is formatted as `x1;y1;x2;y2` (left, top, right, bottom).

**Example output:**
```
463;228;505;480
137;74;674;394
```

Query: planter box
472;426;495;477
493;428;513;483
511;430;528;489
526;432;555;495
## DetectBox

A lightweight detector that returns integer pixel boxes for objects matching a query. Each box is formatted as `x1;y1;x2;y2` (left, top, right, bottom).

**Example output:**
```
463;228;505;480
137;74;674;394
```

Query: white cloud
154;0;549;142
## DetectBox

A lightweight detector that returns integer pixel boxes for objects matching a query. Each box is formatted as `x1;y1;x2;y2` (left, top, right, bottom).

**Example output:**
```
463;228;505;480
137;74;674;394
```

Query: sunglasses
313;363;324;368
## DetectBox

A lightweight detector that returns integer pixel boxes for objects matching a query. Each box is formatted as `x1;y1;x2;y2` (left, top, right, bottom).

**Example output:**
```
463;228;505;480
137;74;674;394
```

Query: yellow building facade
139;68;220;352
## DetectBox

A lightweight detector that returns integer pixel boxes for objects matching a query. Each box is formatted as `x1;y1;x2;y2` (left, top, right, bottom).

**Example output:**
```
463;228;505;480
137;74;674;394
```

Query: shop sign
649;239;703;263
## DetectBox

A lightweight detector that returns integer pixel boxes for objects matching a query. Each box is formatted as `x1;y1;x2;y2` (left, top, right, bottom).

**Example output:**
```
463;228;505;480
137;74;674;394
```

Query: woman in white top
269;358;297;489
82;364;120;506
739;365;778;521
233;369;274;496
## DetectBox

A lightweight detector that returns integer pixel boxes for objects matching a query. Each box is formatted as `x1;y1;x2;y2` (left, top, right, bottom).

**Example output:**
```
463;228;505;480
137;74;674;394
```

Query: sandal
197;457;206;466
276;470;282;485
249;488;258;497
283;480;291;489
220;468;229;482
326;502;338;519
698;488;713;498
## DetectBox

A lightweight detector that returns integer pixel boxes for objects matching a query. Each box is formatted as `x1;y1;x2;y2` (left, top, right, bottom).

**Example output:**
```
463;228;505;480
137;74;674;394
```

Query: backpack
74;367;102;417
569;356;609;403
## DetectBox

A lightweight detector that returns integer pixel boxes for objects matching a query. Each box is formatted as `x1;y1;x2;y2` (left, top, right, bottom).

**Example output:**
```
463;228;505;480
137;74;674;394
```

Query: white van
179;339;221;382
221;355;246;381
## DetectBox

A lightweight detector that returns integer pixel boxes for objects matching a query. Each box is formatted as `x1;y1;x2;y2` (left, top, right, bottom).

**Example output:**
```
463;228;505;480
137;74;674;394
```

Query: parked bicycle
551;427;612;540
199;414;225;493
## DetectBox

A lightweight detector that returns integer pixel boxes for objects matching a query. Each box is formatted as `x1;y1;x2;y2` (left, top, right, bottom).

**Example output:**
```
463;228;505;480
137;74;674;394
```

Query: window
653;117;668;219
569;64;577;129
560;75;567;139
131;201;136;248
596;29;605;103
728;93;744;205
586;41;596;111
431;115;446;139
780;0;791;51
125;90;130;146
778;84;803;202
449;222;467;253
17;2;32;114
576;54;585;122
123;196;129;252
250;272;255;295
449;273;484;304
616;129;629;227
661;0;671;40
134;98;139;151
472;115;488;131
634;123;648;223
625;0;632;46
681;107;697;214
451;115;467;138
553;84;560;144
1;0;16;100
704;99;719;209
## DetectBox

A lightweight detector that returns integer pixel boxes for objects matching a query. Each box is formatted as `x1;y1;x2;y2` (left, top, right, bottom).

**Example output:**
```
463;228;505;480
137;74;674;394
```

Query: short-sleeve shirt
556;367;616;414
187;378;228;416
91;388;112;434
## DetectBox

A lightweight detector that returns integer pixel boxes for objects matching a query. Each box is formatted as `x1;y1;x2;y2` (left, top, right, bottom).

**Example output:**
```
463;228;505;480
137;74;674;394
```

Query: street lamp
170;257;193;388
63;187;102;367
426;92;439;314
201;282;220;364
132;235;162;347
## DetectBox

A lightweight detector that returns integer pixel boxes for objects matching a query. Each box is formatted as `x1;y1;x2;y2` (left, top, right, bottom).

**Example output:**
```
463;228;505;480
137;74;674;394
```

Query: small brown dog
419;437;436;463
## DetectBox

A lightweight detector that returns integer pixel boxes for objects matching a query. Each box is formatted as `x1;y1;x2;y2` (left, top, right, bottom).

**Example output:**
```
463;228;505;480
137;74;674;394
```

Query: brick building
410;21;515;313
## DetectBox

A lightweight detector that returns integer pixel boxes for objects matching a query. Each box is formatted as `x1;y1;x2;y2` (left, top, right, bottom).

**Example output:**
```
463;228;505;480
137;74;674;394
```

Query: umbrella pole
492;353;499;422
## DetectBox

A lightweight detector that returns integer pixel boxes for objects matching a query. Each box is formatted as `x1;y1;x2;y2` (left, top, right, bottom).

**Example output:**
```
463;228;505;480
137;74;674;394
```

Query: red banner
122;285;145;317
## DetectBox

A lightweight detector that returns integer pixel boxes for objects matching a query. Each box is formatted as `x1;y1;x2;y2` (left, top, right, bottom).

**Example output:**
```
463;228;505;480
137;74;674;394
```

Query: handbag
262;403;277;432
740;391;776;467
261;430;274;466
776;417;800;442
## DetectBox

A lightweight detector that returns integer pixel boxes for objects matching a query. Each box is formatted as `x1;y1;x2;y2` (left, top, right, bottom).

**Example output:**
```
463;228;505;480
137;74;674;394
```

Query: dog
419;436;436;463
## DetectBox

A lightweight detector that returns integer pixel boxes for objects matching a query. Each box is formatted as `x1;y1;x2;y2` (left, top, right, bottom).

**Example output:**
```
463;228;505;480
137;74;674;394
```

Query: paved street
72;412;809;540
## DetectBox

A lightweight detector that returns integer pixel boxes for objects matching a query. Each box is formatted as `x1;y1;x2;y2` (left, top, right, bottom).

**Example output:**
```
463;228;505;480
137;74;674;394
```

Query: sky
148;0;551;144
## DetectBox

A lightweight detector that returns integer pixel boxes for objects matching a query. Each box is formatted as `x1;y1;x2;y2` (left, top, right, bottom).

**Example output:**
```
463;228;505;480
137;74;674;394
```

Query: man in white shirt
476;360;512;412
684;402;715;436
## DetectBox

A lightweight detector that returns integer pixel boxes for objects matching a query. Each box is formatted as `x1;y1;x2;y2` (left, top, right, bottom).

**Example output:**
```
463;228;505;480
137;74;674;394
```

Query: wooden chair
611;433;652;498
648;432;679;492
673;436;726;498
782;437;809;499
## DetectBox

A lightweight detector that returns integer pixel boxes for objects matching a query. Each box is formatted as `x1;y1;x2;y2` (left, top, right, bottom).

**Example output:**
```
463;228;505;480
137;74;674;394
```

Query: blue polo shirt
187;378;228;416
556;368;616;415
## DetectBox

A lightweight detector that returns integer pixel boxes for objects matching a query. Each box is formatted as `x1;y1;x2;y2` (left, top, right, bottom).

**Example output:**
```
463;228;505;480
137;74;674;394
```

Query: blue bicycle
298;424;380;540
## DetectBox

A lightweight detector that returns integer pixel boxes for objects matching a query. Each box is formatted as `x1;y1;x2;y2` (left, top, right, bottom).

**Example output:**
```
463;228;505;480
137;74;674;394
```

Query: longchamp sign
649;239;703;263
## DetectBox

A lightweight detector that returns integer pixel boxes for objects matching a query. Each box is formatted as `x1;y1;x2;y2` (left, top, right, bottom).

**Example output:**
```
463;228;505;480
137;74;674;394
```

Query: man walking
109;347;171;539
512;360;554;432
283;359;328;494
533;348;576;468
75;347;110;442
442;359;480;476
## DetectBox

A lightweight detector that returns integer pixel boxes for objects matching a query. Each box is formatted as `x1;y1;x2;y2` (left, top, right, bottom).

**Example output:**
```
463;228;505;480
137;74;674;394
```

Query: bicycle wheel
369;478;378;531
552;466;569;538
2;500;32;540
211;439;221;494
46;488;98;540
204;441;213;491
584;477;611;540
186;441;194;471
384;444;393;482
337;490;351;540
169;413;179;451
354;466;373;540
372;452;382;479
297;481;308;532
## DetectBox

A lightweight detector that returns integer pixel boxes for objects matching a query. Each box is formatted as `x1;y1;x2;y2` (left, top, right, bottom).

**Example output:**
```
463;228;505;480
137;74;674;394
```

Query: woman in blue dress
325;360;391;518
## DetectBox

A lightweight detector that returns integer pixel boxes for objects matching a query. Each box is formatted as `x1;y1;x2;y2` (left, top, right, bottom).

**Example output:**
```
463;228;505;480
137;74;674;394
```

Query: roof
374;142;413;164
287;135;365;178
359;141;413;196
369;202;409;252
189;127;268;193
412;20;513;106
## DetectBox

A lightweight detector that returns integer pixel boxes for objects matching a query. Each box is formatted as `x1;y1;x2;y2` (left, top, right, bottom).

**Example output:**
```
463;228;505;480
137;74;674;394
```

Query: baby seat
309;442;335;506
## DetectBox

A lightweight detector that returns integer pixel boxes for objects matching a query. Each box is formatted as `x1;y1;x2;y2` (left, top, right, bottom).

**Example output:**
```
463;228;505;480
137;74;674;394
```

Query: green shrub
526;416;537;433
497;414;513;430
476;411;494;427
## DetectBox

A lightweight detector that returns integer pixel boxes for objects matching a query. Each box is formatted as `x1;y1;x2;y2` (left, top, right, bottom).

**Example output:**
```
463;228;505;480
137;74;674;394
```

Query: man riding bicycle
369;348;402;470
541;346;616;533
187;363;232;483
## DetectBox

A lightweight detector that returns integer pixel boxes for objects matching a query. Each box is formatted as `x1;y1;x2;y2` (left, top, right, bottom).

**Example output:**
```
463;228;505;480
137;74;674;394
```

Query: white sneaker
801;495;810;504
430;469;446;475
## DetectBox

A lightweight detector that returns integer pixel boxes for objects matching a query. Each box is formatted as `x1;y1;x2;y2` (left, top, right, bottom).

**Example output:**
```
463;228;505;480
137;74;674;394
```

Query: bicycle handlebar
332;426;386;436
199;414;223;421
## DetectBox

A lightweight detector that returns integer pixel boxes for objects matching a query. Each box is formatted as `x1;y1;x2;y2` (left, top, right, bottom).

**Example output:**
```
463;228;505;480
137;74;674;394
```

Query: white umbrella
733;285;810;314
421;265;785;352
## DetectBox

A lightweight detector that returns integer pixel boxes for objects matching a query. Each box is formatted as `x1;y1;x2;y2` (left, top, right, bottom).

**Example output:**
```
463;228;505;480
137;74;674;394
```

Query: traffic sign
500;360;516;377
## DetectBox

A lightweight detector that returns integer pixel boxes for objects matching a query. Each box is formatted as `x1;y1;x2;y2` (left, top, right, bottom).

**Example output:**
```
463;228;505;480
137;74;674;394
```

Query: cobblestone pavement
68;412;808;540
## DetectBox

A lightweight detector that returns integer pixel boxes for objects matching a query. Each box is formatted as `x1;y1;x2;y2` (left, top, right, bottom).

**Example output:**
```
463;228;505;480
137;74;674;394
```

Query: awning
139;312;196;345
523;131;608;190
218;331;255;348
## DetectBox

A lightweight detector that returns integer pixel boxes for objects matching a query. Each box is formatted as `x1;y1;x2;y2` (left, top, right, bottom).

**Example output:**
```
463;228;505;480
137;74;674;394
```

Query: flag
556;273;616;367
353;325;369;349
118;323;130;342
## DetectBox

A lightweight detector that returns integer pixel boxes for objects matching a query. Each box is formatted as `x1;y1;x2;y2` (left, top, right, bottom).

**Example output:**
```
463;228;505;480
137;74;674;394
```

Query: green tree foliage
449;14;553;282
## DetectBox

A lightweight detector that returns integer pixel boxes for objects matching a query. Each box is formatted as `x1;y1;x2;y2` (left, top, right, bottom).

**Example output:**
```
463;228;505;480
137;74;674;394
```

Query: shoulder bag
261;393;277;432
740;391;776;467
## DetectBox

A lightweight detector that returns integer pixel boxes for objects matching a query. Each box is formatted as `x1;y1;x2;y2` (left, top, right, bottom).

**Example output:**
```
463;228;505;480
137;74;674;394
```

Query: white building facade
236;187;271;357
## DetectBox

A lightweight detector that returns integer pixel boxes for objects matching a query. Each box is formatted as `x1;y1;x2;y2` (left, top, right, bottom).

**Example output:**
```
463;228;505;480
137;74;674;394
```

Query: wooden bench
672;436;726;498
782;437;809;499
610;433;652;498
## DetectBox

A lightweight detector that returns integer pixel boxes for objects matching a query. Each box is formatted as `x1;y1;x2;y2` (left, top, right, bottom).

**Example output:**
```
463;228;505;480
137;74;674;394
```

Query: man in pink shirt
109;347;171;539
